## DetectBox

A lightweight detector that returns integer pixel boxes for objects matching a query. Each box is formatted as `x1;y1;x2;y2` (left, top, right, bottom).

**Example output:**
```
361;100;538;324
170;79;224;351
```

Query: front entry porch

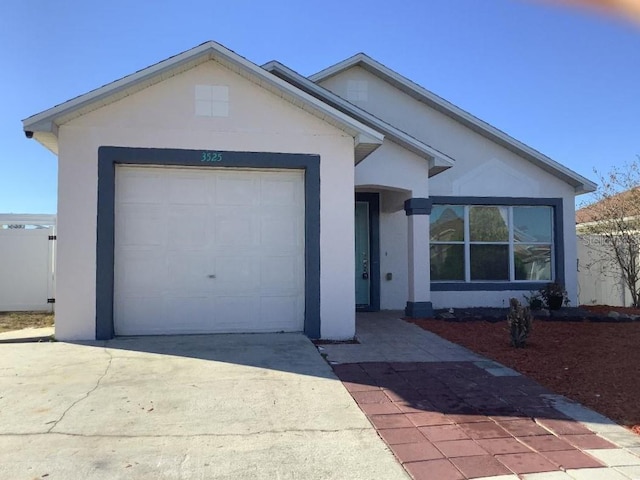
354;189;433;317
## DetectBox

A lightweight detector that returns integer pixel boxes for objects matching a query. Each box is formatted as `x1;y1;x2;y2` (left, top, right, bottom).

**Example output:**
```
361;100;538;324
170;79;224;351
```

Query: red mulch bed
411;310;640;435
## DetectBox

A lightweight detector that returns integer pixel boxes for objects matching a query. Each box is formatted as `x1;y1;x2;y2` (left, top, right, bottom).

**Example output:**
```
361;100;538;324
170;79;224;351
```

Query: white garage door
114;166;305;335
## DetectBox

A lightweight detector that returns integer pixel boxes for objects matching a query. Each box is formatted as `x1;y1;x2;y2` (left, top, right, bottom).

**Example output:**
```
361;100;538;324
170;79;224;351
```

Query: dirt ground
0;311;54;333
411;309;640;435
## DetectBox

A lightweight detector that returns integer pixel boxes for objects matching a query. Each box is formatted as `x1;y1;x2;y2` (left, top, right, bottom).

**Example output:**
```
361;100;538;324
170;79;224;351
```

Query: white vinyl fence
577;234;633;307
0;214;56;312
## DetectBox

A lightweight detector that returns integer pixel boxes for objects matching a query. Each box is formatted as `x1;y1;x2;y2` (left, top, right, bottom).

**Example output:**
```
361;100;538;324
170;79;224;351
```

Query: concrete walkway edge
0;326;54;343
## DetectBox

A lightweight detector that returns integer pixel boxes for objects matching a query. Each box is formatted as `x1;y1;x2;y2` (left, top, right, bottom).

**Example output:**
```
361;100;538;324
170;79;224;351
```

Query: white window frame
431;204;555;283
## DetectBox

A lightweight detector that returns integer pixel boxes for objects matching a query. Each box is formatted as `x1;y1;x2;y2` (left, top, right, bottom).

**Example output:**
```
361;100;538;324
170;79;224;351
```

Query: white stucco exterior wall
322;66;580;308
355;140;431;309
55;60;356;340
378;209;408;309
355;141;429;197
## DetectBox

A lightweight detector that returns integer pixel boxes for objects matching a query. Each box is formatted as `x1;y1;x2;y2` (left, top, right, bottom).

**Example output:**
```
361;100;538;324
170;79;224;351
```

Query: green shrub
538;282;569;310
523;291;544;311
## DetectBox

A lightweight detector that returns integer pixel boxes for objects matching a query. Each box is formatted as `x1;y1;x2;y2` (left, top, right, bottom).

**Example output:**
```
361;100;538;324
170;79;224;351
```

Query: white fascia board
264;60;454;169
23;42;384;160
310;54;597;194
308;53;366;83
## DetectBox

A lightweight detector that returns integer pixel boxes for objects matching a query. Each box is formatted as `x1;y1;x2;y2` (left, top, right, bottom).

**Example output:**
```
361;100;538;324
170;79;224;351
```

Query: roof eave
355;134;383;163
308;53;366;83
574;182;598;195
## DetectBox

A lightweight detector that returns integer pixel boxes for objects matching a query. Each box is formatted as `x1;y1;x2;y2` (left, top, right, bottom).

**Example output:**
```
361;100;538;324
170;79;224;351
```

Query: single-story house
23;41;596;341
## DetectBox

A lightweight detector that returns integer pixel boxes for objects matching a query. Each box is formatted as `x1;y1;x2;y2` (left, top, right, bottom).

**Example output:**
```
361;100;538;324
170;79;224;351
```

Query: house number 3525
201;151;223;162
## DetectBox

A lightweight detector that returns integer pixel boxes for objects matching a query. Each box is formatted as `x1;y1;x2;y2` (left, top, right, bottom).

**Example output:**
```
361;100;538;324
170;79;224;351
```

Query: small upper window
346;80;368;102
195;85;229;117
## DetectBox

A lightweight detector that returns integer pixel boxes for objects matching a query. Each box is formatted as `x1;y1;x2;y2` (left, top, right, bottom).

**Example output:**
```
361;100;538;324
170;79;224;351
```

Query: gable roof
22;42;383;161
310;53;597;194
263;60;455;175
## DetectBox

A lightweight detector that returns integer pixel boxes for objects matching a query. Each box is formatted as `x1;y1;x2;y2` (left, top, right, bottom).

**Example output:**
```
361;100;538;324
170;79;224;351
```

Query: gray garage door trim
96;146;320;340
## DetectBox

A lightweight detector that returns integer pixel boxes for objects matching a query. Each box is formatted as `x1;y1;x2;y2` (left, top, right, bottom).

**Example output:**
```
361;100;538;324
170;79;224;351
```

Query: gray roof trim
23;42;384;160
263;60;455;173
310;53;597;194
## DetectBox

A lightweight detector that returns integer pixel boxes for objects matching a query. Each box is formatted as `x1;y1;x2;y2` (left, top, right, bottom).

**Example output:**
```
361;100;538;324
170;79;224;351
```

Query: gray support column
404;198;433;318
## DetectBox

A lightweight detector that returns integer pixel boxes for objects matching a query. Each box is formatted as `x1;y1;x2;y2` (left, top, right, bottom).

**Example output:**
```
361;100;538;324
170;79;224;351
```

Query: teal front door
355;201;370;307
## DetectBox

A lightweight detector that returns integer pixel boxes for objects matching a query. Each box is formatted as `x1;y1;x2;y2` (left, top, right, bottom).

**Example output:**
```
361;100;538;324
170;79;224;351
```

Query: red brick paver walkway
334;361;618;480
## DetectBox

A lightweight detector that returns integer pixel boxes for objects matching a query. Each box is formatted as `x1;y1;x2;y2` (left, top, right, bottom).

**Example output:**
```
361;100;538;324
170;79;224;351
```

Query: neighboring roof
310;53;597;195
263;60;455;174
576;203;597;224
23;42;383;161
576;187;640;224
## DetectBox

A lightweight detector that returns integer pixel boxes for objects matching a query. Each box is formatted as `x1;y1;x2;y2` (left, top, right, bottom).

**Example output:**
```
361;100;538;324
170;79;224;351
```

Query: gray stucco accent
404;198;433;216
405;301;433;318
429;196;564;292
96;146;321;339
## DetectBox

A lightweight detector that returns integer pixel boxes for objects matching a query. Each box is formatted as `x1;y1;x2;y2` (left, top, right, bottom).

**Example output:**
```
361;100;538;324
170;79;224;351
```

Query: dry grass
0;311;54;333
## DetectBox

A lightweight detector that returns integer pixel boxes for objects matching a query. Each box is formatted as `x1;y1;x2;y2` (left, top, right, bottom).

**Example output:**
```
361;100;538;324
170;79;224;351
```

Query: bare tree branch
578;156;640;307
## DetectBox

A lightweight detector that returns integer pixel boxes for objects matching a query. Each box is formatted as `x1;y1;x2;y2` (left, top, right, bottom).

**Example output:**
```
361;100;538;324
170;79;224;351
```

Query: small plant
507;298;532;348
538;282;569;310
523;291;544;311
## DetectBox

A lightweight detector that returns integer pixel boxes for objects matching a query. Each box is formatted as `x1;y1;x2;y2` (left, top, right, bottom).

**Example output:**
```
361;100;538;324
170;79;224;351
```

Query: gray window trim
96;146;321;339
429;196;564;292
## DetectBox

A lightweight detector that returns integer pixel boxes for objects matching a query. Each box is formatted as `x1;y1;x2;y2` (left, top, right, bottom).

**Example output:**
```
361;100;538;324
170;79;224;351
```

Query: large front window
430;205;553;282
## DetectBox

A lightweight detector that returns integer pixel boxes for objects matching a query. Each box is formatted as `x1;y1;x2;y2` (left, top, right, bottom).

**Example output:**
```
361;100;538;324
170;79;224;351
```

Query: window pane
514;244;551;281
430;244;464;281
514;207;552;243
431;206;464;241
470;245;509;280
469;206;508;242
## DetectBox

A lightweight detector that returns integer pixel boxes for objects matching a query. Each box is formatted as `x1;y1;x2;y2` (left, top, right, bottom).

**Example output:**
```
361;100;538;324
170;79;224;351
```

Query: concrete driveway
0;334;408;480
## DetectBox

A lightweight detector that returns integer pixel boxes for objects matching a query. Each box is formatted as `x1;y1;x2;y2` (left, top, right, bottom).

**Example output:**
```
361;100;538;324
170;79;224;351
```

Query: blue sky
1;0;638;213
